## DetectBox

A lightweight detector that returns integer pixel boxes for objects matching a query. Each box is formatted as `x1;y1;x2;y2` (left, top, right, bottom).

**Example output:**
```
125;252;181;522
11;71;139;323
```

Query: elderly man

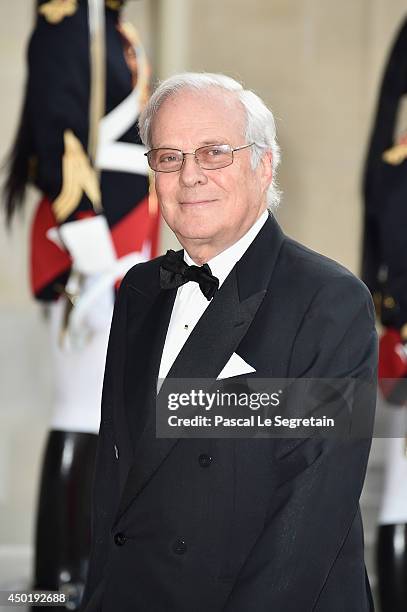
81;73;377;612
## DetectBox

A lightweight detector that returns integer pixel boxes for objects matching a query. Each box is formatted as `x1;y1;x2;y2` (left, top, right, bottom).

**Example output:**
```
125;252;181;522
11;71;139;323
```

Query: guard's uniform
30;0;158;304
26;0;158;433
8;1;158;607
363;16;407;612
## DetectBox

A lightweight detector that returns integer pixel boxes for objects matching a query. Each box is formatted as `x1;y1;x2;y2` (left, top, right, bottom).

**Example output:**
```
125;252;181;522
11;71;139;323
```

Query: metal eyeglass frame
144;142;255;172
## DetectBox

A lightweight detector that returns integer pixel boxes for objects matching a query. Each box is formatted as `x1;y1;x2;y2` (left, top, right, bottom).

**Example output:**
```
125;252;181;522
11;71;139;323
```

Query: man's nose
179;153;208;186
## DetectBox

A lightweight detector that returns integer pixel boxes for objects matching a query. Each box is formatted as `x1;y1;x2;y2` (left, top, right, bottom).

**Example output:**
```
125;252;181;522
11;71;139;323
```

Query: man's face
150;88;272;258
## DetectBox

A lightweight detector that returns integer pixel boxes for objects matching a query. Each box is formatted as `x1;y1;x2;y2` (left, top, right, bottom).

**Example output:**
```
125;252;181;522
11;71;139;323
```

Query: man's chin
175;231;213;244
172;219;220;240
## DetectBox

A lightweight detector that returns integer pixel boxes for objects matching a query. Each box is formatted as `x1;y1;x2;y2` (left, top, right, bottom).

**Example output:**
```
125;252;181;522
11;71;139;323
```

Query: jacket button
172;538;187;555
198;454;212;468
114;532;126;546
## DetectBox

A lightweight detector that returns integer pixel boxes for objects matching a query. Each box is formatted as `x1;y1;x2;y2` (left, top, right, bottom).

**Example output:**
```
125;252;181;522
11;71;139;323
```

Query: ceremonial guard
3;0;158;608
363;15;407;611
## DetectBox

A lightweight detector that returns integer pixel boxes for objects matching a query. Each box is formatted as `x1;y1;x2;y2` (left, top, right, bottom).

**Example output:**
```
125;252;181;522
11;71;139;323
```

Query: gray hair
139;72;281;210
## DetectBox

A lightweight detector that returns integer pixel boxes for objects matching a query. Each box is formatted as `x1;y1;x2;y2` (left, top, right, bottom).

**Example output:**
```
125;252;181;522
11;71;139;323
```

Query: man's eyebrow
153;140;231;149
199;140;231;146
151;144;182;150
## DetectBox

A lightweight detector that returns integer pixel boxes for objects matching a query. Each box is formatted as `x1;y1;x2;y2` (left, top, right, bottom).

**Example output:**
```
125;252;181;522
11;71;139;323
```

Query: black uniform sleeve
362;18;407;320
27;4;95;219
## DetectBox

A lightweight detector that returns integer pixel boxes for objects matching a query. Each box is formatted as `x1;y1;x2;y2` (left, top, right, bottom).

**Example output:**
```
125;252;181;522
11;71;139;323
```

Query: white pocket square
217;352;256;380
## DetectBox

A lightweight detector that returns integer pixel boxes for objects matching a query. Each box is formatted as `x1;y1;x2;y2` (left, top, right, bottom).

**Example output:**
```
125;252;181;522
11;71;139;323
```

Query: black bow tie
159;249;219;300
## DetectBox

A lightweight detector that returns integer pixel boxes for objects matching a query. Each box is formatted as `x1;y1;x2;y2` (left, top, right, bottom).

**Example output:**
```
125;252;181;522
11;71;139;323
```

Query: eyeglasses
144;143;255;173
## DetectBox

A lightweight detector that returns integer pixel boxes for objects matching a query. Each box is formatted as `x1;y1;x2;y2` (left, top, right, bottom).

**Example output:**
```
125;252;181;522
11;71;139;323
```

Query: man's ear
259;150;273;193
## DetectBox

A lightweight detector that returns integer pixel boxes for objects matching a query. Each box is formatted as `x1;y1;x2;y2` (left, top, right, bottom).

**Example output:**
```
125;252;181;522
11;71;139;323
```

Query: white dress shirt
158;210;269;388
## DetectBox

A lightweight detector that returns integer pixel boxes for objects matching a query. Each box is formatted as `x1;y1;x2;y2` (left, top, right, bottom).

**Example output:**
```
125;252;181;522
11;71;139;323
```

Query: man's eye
160;154;178;163
207;148;224;156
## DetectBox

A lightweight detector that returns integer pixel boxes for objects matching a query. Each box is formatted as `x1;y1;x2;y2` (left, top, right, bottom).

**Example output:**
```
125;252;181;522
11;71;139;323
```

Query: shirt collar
184;209;269;287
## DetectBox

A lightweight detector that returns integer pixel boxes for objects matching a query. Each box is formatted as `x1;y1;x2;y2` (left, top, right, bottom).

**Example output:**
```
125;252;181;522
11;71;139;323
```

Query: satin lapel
113;214;286;526
161;214;286;383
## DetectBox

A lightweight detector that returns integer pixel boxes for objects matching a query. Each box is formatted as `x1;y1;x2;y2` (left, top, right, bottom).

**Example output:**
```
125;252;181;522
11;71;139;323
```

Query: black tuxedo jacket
82;214;377;612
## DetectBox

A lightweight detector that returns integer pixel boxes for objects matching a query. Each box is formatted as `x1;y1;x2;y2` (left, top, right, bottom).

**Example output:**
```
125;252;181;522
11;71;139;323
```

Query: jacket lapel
113;214;286;526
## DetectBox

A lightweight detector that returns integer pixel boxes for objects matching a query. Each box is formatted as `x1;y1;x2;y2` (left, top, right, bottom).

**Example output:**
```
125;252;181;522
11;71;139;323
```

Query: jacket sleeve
223;274;378;612
81;275;129;610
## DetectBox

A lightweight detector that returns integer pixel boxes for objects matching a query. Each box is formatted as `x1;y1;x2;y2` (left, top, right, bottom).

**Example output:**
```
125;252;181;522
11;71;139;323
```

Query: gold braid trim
106;0;124;9
52;130;101;223
88;0;106;164
117;23;153;212
382;143;407;165
38;0;78;24
118;22;150;108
